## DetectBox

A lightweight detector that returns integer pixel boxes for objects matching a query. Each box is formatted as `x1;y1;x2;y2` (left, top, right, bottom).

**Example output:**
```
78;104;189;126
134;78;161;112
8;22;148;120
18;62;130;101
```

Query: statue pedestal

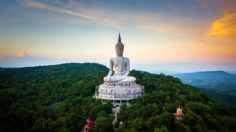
94;81;144;107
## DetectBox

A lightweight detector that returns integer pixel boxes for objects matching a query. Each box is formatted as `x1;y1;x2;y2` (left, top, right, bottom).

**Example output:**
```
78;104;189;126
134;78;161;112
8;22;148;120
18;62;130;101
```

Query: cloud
23;0;204;36
17;51;27;58
207;2;236;38
23;0;118;27
207;12;236;38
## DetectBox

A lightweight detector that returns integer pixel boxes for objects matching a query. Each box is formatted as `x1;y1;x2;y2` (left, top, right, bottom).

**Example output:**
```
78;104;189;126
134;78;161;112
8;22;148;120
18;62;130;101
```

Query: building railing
93;94;142;100
94;82;145;101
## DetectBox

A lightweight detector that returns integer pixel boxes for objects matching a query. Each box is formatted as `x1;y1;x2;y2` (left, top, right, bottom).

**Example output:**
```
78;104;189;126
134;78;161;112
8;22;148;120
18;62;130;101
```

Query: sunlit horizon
1;0;236;73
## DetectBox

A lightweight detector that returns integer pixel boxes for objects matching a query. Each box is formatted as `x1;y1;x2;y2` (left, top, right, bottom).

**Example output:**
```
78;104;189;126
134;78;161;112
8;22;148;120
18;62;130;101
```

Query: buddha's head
115;33;124;57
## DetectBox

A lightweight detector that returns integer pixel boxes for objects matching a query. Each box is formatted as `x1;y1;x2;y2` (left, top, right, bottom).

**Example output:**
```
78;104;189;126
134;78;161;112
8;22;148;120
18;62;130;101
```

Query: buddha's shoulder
123;57;129;60
110;57;129;61
123;57;129;61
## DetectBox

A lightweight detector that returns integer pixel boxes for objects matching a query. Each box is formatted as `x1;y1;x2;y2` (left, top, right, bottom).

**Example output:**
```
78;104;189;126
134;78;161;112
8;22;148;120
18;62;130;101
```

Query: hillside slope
117;71;236;131
0;64;236;131
173;71;236;104
0;63;112;132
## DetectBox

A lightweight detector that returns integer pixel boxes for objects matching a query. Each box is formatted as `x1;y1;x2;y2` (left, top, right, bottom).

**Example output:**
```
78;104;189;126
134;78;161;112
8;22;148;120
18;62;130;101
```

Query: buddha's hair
116;42;124;49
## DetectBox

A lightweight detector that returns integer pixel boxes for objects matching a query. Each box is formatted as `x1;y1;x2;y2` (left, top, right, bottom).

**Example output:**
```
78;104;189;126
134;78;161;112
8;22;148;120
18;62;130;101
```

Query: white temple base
94;81;144;107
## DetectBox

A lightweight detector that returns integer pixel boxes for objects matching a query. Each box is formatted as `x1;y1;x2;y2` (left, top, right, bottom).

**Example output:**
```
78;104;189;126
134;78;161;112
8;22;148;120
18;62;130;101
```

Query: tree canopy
0;63;235;131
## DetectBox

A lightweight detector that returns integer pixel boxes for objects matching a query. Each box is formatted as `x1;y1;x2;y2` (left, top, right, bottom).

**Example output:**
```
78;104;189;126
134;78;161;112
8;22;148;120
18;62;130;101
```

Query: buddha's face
115;46;124;57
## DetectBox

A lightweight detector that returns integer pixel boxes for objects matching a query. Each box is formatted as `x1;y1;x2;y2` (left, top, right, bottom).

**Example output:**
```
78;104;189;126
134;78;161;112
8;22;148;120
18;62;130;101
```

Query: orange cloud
207;2;236;38
17;51;27;58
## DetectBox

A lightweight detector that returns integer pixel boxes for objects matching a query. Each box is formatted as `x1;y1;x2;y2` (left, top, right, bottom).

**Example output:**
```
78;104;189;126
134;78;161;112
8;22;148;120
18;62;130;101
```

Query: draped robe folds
103;56;136;82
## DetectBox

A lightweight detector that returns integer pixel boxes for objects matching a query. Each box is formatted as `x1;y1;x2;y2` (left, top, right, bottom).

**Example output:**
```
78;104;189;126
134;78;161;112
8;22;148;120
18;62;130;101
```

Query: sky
0;0;236;73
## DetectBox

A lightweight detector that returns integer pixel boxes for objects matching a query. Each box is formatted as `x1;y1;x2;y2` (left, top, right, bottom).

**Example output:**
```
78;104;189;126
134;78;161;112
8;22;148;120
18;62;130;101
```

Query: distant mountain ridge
172;70;236;104
173;71;236;80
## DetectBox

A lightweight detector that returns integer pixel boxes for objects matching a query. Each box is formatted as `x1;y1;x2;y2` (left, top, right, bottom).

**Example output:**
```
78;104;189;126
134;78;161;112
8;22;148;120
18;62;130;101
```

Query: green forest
0;63;236;132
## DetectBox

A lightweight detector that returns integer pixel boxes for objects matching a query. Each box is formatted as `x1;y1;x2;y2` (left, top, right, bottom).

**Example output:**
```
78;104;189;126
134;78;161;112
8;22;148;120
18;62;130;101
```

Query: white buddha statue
104;34;136;83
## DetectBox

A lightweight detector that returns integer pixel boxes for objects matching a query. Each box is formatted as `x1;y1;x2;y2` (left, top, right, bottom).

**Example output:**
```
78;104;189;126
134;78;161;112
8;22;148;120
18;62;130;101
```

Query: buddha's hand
107;75;111;81
124;72;129;76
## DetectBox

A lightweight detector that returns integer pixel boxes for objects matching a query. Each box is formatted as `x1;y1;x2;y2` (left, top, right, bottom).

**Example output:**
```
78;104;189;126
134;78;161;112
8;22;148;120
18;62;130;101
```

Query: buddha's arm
124;58;130;76
107;59;113;77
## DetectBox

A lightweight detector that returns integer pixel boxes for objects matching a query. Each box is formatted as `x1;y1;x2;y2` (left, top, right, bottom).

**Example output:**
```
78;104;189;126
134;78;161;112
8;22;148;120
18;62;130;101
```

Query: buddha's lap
104;75;136;81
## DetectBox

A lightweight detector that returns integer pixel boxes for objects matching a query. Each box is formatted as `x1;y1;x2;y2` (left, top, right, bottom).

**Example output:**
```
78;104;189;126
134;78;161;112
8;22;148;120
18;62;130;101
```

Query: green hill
0;63;236;132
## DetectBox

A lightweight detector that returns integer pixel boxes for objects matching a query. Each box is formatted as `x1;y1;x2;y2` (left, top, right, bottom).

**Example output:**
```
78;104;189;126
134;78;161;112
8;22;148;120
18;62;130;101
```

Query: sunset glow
0;0;236;72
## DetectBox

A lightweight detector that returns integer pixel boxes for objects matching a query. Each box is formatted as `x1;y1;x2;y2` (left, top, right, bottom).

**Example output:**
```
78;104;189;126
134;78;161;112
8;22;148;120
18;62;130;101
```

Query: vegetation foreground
0;63;236;132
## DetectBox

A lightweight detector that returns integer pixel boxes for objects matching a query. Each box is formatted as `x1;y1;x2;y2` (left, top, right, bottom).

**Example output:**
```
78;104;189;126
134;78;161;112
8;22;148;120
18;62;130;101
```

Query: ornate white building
94;34;144;106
